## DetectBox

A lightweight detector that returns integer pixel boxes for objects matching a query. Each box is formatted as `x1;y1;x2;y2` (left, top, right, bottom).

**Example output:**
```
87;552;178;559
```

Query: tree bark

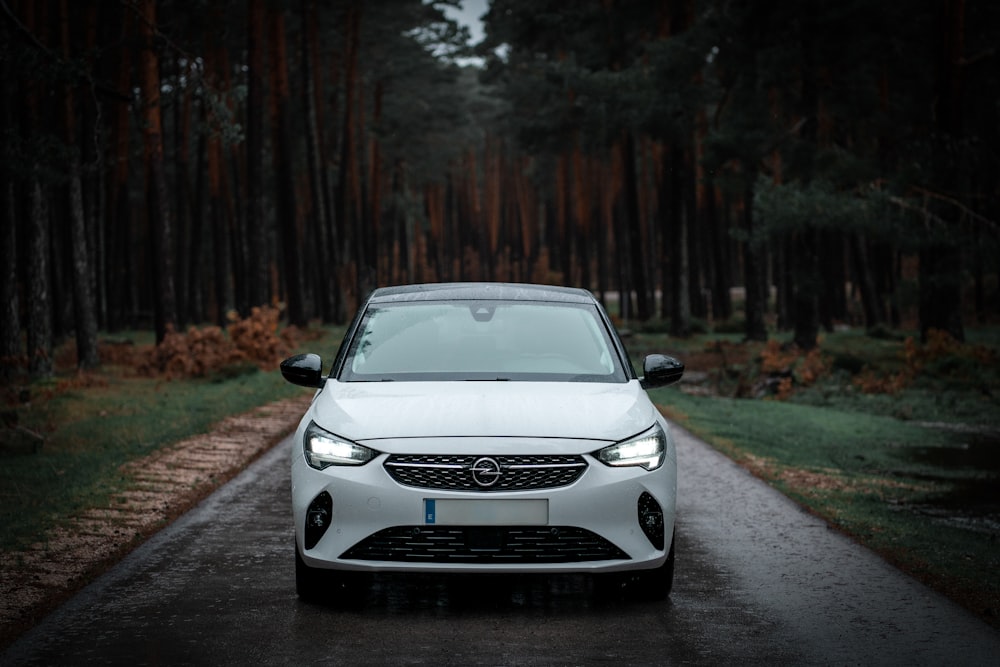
0;57;21;379
705;181;732;322
0;174;19;379
26;172;53;378
60;0;99;368
666;144;691;336
367;80;385;288
742;183;768;342
19;1;52;377
337;6;363;305
268;7;307;326
623;132;651;320
172;63;194;326
301;0;339;323
138;0;177;343
245;0;270;311
919;0;966;342
105;0;134;331
849;233;885;329
791;229;820;351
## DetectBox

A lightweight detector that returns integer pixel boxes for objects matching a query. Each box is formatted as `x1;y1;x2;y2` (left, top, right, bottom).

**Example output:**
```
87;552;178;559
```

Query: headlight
594;425;666;471
304;421;379;470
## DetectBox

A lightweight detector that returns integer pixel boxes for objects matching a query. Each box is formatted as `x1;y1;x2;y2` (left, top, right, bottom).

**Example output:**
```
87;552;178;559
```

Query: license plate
423;499;548;525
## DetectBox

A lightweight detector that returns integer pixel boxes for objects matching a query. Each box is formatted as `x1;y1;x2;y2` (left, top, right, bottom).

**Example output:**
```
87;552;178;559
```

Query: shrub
851;329;995;395
139;307;298;379
757;340;831;400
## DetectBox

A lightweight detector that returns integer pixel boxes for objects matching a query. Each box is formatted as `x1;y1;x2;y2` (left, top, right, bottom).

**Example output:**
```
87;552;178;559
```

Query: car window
339;301;627;383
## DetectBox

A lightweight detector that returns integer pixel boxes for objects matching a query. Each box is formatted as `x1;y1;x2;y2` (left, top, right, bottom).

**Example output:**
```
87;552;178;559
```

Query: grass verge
0;325;343;552
635;326;999;627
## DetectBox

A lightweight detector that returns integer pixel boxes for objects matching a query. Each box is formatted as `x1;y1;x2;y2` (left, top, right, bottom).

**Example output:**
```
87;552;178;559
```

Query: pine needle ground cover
639;327;1000;627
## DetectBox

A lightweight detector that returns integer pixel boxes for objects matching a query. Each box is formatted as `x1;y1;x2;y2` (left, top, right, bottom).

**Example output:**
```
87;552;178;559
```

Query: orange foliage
852;329;993;395
139;307;299;379
852;367;911;395
227;306;297;363
55;371;109;392
759;340;797;374
758;340;830;400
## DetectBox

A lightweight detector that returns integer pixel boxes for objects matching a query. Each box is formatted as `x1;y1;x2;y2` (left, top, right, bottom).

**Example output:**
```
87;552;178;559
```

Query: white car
280;283;684;601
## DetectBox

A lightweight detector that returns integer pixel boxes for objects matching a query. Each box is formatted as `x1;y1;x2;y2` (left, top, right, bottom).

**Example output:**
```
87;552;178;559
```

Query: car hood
310;380;656;443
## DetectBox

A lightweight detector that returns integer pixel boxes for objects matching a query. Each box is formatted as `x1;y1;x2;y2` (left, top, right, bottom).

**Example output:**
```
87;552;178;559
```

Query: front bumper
291;434;677;575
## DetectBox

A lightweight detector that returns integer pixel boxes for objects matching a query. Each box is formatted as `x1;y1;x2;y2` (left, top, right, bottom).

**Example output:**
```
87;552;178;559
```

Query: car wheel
294;542;328;602
295;542;363;604
630;529;676;601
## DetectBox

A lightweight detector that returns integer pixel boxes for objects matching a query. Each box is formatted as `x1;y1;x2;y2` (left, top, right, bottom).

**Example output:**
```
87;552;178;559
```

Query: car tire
295;542;364;604
630;529;675;601
295;542;329;602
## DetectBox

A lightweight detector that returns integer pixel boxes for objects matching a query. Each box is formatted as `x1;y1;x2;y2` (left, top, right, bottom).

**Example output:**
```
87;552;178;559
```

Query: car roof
367;282;597;305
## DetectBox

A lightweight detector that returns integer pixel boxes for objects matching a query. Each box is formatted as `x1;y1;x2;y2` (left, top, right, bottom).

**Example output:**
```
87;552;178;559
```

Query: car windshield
338;300;628;383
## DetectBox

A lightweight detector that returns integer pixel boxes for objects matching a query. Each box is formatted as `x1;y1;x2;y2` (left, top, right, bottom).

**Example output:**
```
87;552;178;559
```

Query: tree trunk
172;68;194;326
666;144;691;336
849;233;885;329
105;1;134;331
705;181;732;322
742;183;768;342
572;147;590;291
60;0;99;368
820;230;846;331
19;1;53;377
920;0;966;342
0;59;21;379
367;80;385;288
79;2;103;331
66;152;101;367
187;116;207;324
268;7;307;326
207;134;230;325
301;0;339;323
245;0;270;312
337;6;363;305
791;229;820;351
0;176;18;379
774;237;791;330
26;172;53;377
138;0;177;343
623;132;651;320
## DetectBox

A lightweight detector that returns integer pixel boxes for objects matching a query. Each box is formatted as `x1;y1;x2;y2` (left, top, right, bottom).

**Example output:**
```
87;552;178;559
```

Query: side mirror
640;354;684;390
280;353;325;388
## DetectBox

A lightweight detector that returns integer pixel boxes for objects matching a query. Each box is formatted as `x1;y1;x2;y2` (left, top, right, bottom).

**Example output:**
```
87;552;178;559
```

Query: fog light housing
304;491;333;550
637;492;664;550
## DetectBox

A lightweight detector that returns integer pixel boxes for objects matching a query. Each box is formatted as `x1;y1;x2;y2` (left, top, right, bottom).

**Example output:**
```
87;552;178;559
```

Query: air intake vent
341;526;629;563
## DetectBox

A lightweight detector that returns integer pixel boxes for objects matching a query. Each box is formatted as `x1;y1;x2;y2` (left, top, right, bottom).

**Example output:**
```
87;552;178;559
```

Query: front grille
341;526;629;563
384;454;587;491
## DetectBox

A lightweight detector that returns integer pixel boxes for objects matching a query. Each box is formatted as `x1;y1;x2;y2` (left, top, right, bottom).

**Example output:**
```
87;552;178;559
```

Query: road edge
0;394;312;650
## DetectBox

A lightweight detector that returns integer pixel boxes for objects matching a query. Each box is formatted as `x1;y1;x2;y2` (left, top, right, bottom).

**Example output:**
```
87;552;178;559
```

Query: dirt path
0;394;312;648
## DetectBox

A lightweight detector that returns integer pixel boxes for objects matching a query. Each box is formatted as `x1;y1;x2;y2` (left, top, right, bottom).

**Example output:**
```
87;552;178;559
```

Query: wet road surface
4;425;999;666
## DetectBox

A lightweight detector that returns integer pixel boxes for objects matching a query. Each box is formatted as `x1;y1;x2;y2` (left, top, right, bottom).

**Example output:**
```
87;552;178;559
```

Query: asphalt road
4;425;999;666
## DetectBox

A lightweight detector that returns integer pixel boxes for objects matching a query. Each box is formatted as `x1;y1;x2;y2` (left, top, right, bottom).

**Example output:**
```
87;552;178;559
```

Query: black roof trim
367;282;596;304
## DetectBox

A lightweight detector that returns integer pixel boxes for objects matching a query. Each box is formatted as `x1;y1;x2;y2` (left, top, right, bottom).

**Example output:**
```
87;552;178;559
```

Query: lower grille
341;526;629;563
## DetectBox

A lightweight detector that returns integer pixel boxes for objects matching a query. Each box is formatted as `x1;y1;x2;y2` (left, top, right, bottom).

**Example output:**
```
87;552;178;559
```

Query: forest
1;0;998;380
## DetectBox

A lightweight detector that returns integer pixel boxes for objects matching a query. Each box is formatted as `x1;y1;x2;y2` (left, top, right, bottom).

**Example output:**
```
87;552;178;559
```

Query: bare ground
0;394;312;649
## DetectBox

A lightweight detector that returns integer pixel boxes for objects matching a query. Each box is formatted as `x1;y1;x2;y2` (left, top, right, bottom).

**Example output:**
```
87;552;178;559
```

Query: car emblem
471;457;501;487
